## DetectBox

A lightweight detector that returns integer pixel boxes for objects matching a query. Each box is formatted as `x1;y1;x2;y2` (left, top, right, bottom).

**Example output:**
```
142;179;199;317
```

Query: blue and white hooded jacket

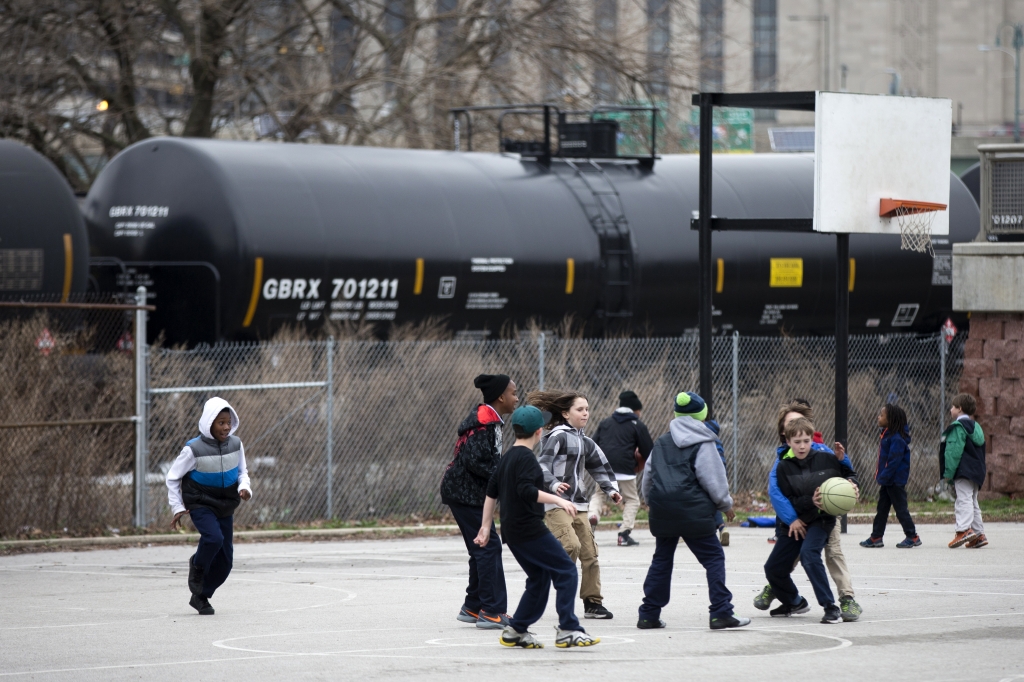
166;397;251;517
768;441;848;525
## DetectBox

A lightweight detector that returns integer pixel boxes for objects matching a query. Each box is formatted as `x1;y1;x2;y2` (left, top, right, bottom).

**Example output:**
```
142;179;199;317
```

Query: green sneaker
839;595;862;622
753;584;775;611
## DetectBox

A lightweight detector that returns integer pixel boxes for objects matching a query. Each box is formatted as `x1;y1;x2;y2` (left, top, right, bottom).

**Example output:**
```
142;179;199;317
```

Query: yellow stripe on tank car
61;234;73;302
565;258;575;294
414;258;424;295
849;258;856;292
242;257;264;328
716;258;724;293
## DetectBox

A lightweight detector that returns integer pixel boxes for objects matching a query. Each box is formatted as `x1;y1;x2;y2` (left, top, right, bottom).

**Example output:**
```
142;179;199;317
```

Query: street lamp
979;22;1024;143
789;14;830;90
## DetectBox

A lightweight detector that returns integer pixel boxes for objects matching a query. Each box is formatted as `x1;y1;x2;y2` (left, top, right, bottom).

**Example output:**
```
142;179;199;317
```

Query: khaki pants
953;478;985;534
590;478;640;532
545;508;602;603
790;522;854;599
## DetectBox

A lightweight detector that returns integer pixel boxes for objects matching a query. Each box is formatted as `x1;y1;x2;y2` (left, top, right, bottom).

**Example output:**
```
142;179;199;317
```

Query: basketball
820;477;858;516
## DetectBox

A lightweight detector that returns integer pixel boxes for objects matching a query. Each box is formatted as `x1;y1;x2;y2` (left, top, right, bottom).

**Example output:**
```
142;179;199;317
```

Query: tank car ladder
557;159;635;322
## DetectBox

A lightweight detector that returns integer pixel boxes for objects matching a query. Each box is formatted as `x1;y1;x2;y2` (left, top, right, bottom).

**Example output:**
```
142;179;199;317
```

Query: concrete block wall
959;313;1024;498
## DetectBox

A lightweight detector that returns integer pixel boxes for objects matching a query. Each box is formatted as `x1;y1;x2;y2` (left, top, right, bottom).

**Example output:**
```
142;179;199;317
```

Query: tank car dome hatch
0;140;89;299
83;137;979;345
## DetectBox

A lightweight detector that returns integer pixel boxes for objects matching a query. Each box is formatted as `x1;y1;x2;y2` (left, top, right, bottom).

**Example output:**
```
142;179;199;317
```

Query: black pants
764;522;834;608
871;484;917;539
449;502;507;614
190;507;234;599
508;533;582;633
639;533;735;621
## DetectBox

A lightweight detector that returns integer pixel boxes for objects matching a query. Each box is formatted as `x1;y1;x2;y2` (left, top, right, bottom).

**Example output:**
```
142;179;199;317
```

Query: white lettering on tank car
261;278;328;301
330;278;399;300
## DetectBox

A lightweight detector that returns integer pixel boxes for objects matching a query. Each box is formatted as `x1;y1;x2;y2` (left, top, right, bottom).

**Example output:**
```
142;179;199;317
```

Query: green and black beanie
673;391;708;421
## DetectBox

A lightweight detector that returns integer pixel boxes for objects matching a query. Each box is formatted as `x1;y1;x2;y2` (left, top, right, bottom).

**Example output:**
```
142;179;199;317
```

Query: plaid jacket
538;425;618;510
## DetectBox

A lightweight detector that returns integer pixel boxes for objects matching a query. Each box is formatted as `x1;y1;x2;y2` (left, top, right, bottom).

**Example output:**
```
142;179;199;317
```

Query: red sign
35;328;55;356
116;332;134;353
942;317;958;344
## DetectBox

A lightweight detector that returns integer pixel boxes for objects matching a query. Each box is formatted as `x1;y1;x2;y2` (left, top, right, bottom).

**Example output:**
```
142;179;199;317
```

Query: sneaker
753;584;775;611
187;554;204;596
637;617;666;629
583;599;613;619
770;597;810;618
456;605;479;623
710;614;751;630
589;515;599;531
821;604;842;624
767;535;777;544
839;596;862;622
189;594;214;615
896;535;922;548
476;610;510;629
499;626;543;648
618;530;639;547
719;528;730;547
554;627;600;648
966;533;989;548
948;529;978;548
859;536;884;548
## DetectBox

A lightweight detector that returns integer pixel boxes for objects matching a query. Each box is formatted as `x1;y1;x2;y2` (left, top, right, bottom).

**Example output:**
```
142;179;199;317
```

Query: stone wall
960;313;1024;498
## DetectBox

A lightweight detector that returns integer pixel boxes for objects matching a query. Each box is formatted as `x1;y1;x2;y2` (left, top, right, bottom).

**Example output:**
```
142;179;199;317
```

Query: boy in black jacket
440;374;518;629
764;417;859;624
474;406;599;648
590;390;654;546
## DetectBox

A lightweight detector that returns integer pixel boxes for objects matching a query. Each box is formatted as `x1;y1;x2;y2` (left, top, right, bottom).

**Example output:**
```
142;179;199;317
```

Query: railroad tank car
0;140;89;300
81;137;979;345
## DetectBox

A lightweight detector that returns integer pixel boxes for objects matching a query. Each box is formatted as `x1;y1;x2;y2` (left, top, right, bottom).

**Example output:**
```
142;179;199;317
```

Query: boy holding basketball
763;417;859;624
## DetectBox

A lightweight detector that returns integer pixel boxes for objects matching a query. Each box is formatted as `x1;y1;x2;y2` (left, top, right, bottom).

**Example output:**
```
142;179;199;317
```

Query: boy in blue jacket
860;404;920;548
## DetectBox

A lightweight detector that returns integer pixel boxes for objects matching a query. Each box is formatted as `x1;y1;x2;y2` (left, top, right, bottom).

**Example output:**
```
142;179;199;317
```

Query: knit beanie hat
618;390;643;411
474;374;511;404
673;391;708;421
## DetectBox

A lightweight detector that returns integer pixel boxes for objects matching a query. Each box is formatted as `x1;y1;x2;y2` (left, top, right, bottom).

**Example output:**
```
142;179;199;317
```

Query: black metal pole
698;94;714;414
835;233;849;533
542;105;551;167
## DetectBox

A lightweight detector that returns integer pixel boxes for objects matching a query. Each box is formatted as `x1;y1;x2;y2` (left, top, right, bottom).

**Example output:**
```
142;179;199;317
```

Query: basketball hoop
879;199;947;256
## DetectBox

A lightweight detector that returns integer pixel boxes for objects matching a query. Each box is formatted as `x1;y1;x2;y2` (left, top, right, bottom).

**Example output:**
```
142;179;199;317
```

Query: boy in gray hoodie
637;392;750;630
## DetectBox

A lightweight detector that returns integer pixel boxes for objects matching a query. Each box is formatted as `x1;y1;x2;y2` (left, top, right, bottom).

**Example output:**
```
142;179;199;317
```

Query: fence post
538;332;546;391
939;333;947;439
133;286;148;527
731;331;739;494
326;335;335;519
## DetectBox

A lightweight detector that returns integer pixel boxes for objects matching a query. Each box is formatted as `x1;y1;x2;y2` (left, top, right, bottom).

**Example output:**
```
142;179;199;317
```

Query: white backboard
813;92;952;235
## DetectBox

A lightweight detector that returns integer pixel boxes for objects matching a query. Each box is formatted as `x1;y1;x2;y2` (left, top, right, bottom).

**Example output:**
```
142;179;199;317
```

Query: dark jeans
638;533;735;621
507;533;582;633
872;484;917;539
190;507;234;599
765;522;834;608
714;511;725;529
449;502;507;614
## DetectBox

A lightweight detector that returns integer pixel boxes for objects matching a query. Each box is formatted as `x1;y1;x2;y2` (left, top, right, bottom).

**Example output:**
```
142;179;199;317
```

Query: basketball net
893;205;937;257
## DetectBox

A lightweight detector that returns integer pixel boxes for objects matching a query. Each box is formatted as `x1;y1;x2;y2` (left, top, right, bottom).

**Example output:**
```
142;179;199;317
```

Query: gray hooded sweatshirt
642;417;733;512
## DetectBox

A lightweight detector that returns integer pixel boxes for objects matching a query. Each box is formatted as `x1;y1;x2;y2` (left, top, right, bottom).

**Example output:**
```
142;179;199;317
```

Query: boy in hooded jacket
860;403;920;549
637;392;750;631
440;374;519;628
941;393;989;549
167;397;252;615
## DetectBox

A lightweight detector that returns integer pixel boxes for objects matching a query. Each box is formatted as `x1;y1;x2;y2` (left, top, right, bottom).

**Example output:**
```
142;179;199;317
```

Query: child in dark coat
860;404;920;548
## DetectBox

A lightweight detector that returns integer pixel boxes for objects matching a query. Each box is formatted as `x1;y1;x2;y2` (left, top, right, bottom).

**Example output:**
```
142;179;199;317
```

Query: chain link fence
0;307;965;535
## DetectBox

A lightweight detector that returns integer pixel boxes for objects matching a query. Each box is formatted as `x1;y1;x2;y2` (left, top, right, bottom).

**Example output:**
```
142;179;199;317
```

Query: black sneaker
770;597;810;618
584;599;613;619
187;554;204;596
618;530;639;546
637;617;666;629
821;604;842;624
710;614;751;630
189;594;214;615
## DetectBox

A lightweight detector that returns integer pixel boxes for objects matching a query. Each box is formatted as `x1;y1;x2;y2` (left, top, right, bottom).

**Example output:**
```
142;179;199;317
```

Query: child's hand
473;526;490;547
788;518;807;540
834;442;845;460
170;511;188;531
555;482;570;494
812;487;824;509
557;498;578;517
240;489;251;501
610;491;623;505
725;508;736;522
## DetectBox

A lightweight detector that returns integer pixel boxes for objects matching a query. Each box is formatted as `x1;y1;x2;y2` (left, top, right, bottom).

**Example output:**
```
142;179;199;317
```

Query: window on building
647;0;670;97
594;0;617;103
437;0;458;65
752;0;777;120
700;0;723;92
331;9;356;114
384;0;407;99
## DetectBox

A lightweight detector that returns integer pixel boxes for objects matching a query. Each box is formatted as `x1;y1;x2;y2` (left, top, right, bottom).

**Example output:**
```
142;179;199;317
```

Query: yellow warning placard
770;258;803;287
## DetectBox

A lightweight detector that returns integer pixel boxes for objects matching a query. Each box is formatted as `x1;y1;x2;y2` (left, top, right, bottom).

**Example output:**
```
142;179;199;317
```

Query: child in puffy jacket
860;403;920;549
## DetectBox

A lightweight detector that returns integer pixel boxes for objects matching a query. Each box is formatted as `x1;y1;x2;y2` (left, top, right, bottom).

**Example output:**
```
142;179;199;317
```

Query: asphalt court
1;523;1023;681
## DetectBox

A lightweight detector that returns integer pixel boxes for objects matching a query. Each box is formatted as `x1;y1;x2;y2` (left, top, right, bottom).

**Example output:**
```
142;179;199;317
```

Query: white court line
0;654;296;678
0;614;169;631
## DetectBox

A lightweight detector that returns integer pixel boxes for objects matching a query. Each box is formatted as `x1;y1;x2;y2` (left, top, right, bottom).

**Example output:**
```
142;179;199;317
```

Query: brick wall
959;313;1024;498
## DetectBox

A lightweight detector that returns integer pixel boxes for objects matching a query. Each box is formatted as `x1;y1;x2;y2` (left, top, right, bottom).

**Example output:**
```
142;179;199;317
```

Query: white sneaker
499;626;543;648
719;528;730;547
554;626;600;648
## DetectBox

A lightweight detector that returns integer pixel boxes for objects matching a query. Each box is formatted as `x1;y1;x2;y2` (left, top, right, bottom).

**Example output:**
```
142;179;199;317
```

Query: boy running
474;406;599;648
941;393;988;548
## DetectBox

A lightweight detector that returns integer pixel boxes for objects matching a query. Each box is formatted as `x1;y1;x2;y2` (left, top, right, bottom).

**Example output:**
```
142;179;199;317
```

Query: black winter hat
474;374;511;404
619;390;643;411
